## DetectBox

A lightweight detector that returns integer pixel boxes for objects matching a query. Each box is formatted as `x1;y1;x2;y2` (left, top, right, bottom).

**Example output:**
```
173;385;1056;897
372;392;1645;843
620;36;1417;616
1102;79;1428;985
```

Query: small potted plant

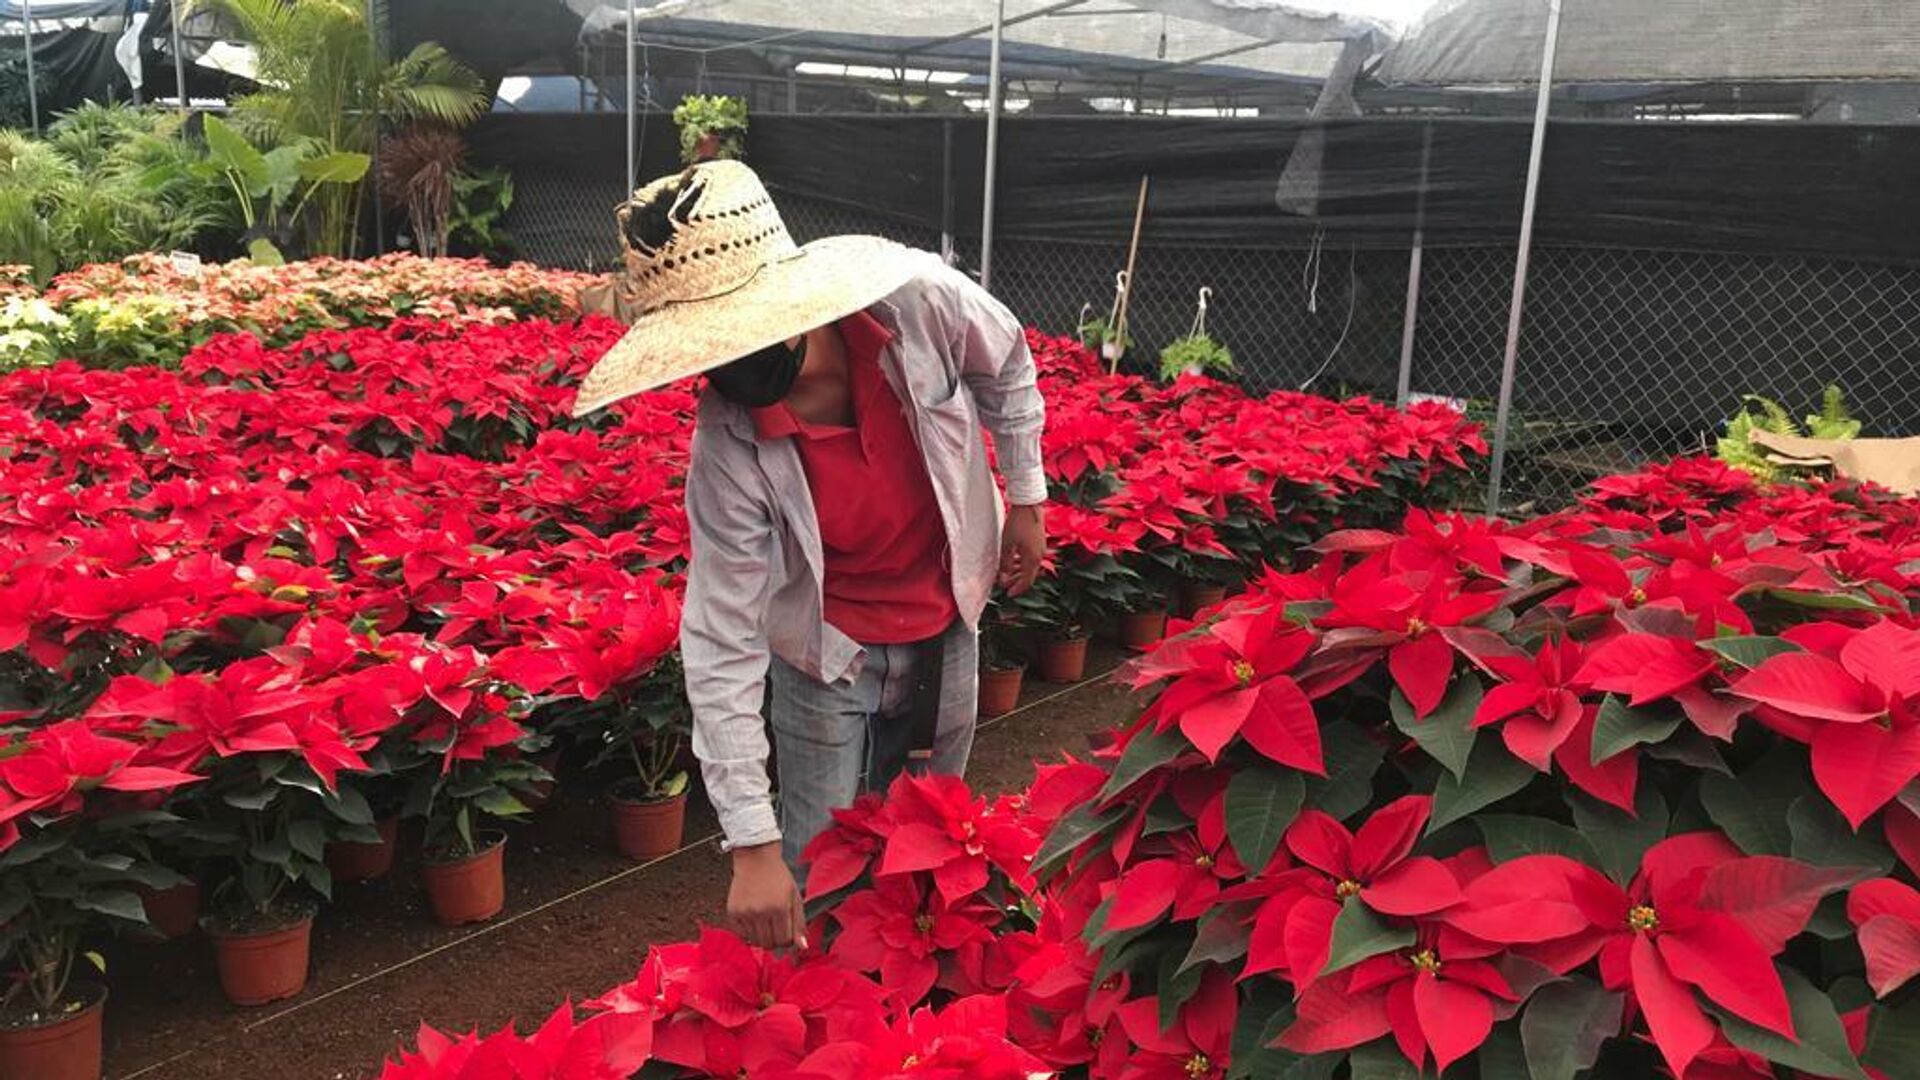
592;662;692;862
672;94;748;164
0;813;180;1079
197;754;353;1007
405;687;546;927
1114;573;1172;653
1010;553;1142;683
321;749;410;885
976;601;1027;718
1076;312;1130;366
1157;332;1233;383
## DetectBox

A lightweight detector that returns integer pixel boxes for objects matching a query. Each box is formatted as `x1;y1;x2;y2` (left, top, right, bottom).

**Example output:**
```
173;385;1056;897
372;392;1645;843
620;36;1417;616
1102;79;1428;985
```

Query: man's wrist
731;840;783;867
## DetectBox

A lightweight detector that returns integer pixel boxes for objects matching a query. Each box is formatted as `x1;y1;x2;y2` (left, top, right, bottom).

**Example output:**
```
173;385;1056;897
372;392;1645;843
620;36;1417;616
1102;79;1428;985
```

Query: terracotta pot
1179;582;1227;618
977;664;1026;718
209;916;312;1007
136;878;201;940
325;817;399;884
1118;609;1169;652
608;785;687;861
1036;636;1090;684
0;982;104;1080
420;834;506;927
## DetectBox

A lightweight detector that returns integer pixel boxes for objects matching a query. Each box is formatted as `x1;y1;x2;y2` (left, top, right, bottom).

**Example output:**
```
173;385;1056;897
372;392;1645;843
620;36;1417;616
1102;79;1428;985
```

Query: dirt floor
102;650;1138;1080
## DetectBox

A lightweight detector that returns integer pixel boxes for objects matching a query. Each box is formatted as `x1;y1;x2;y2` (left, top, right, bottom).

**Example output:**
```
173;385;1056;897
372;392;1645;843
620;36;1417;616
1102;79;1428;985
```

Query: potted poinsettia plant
672;94;748;164
585;660;692;862
402;650;546;927
1009;552;1141;683
0;721;199;1079
977;598;1027;719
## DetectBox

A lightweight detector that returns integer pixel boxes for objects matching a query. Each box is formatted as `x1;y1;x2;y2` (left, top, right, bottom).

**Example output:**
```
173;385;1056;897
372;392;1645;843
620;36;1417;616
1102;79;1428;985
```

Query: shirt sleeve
941;267;1049;507
680;430;782;850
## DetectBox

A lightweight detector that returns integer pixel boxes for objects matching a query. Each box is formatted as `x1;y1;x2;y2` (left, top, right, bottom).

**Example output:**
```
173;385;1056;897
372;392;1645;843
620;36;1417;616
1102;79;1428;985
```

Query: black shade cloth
472;113;1920;266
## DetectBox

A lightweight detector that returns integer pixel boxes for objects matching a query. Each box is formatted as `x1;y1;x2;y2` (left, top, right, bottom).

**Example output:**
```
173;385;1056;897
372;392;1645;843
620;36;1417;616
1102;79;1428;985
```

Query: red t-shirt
752;311;958;645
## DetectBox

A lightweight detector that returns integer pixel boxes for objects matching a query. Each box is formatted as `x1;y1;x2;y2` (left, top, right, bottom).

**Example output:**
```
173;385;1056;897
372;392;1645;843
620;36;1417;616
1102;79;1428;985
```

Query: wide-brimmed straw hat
571;160;924;416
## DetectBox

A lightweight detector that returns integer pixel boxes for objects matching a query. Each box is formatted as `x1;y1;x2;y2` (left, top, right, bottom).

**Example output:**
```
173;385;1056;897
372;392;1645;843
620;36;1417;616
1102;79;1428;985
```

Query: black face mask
707;336;807;408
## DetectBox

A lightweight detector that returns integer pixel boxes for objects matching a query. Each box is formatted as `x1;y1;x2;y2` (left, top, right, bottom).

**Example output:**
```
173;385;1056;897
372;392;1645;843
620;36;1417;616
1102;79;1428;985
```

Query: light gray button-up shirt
679;256;1047;850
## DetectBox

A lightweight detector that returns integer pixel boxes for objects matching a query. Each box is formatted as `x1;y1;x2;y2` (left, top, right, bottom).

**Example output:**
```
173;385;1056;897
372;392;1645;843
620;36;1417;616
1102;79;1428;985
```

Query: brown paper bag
1748;429;1920;495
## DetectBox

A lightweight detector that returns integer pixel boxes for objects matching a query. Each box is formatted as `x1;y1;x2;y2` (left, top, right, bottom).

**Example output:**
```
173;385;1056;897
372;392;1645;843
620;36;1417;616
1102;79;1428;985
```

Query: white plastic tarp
1380;0;1920;86
570;0;1390;84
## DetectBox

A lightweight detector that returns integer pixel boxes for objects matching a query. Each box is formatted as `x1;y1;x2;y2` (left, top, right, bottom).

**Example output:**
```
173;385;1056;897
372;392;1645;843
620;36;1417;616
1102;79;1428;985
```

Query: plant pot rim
204;898;317;939
608;777;688;806
1043;632;1092;646
422;829;507;868
0;980;106;1033
981;659;1028;675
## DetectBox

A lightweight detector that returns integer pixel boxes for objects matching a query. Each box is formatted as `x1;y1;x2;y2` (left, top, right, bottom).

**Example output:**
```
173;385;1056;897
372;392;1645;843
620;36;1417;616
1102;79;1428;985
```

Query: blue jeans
769;620;978;883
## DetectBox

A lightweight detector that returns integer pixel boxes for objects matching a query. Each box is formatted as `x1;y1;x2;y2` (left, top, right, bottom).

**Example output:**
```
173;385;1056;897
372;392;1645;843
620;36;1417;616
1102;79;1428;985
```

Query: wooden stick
1111;174;1150;374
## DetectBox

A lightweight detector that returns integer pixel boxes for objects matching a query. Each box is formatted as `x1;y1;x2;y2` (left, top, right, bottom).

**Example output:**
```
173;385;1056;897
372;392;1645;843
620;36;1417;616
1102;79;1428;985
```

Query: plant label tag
170;251;205;276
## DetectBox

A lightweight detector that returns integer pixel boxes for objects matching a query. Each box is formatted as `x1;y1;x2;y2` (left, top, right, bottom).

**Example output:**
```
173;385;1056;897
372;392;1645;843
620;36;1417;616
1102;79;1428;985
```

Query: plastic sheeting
0;0;141;115
1380;0;1920;86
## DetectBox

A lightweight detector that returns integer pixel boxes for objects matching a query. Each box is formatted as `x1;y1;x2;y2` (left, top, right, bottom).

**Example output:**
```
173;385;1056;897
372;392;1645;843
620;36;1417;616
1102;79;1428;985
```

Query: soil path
104;652;1136;1080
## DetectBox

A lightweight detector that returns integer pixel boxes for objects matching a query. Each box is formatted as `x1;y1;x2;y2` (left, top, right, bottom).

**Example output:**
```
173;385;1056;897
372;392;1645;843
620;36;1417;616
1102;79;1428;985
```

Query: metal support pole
1395;121;1434;408
978;0;1006;290
21;0;39;134
1485;0;1564;516
625;0;638;194
940;119;955;264
171;2;189;116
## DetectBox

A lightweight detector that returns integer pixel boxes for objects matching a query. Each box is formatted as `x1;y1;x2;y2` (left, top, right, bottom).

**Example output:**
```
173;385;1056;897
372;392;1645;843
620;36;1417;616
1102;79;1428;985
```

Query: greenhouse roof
1379;0;1920;86
567;1;1393;88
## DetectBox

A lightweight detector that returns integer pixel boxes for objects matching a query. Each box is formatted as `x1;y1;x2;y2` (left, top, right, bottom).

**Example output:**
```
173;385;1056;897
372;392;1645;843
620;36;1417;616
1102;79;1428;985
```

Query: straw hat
571;160;925;416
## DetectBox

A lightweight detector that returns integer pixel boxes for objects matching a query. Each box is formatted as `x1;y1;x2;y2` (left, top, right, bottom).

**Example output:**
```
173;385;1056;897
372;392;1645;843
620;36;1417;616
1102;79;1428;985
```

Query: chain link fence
506;173;1920;513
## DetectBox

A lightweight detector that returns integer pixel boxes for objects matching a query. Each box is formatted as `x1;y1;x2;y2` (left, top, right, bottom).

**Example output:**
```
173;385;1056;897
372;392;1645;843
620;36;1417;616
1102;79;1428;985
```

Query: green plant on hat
672;95;749;164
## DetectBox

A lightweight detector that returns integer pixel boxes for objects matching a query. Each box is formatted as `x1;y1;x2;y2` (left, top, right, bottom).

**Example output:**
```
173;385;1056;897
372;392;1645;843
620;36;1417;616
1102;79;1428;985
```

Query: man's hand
999;503;1046;596
728;841;807;950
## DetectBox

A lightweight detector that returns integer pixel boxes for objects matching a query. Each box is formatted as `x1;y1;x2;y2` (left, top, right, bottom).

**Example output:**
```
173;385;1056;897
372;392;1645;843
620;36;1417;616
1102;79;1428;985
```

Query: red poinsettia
1111;966;1237;1080
0;720;203;847
1318;555;1502;717
1847;877;1920;998
1732;620;1920;827
779;993;1047;1080
1239;796;1460;988
1278;927;1518;1073
1448;836;1857;1078
1130;604;1320;768
1104;788;1248;931
829;874;1001;1010
876;773;1038;904
378;1004;652;1080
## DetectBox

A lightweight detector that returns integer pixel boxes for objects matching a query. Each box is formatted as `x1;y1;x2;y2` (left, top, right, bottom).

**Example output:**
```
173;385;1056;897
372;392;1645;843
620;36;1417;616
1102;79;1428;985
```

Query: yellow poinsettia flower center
760;991;776;1009
1410;949;1442;975
1335;879;1362;899
1194;854;1214;870
1231;660;1257;686
914;913;936;934
1627;587;1648;606
1628;905;1659;932
1185;1053;1213;1077
902;1055;920;1069
1406;617;1430;636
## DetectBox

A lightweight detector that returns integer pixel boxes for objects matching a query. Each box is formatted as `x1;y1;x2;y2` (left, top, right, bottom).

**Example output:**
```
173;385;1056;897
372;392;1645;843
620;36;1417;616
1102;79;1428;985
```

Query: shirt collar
749;308;894;441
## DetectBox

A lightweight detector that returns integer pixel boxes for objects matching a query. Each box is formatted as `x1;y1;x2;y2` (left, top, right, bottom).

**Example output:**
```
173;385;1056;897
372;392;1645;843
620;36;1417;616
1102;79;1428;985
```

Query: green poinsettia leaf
1429;739;1536;834
1224;765;1305;872
1390;676;1483;781
1521;977;1624;1080
1590;694;1683;765
1322;898;1414;978
1710;967;1867;1080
